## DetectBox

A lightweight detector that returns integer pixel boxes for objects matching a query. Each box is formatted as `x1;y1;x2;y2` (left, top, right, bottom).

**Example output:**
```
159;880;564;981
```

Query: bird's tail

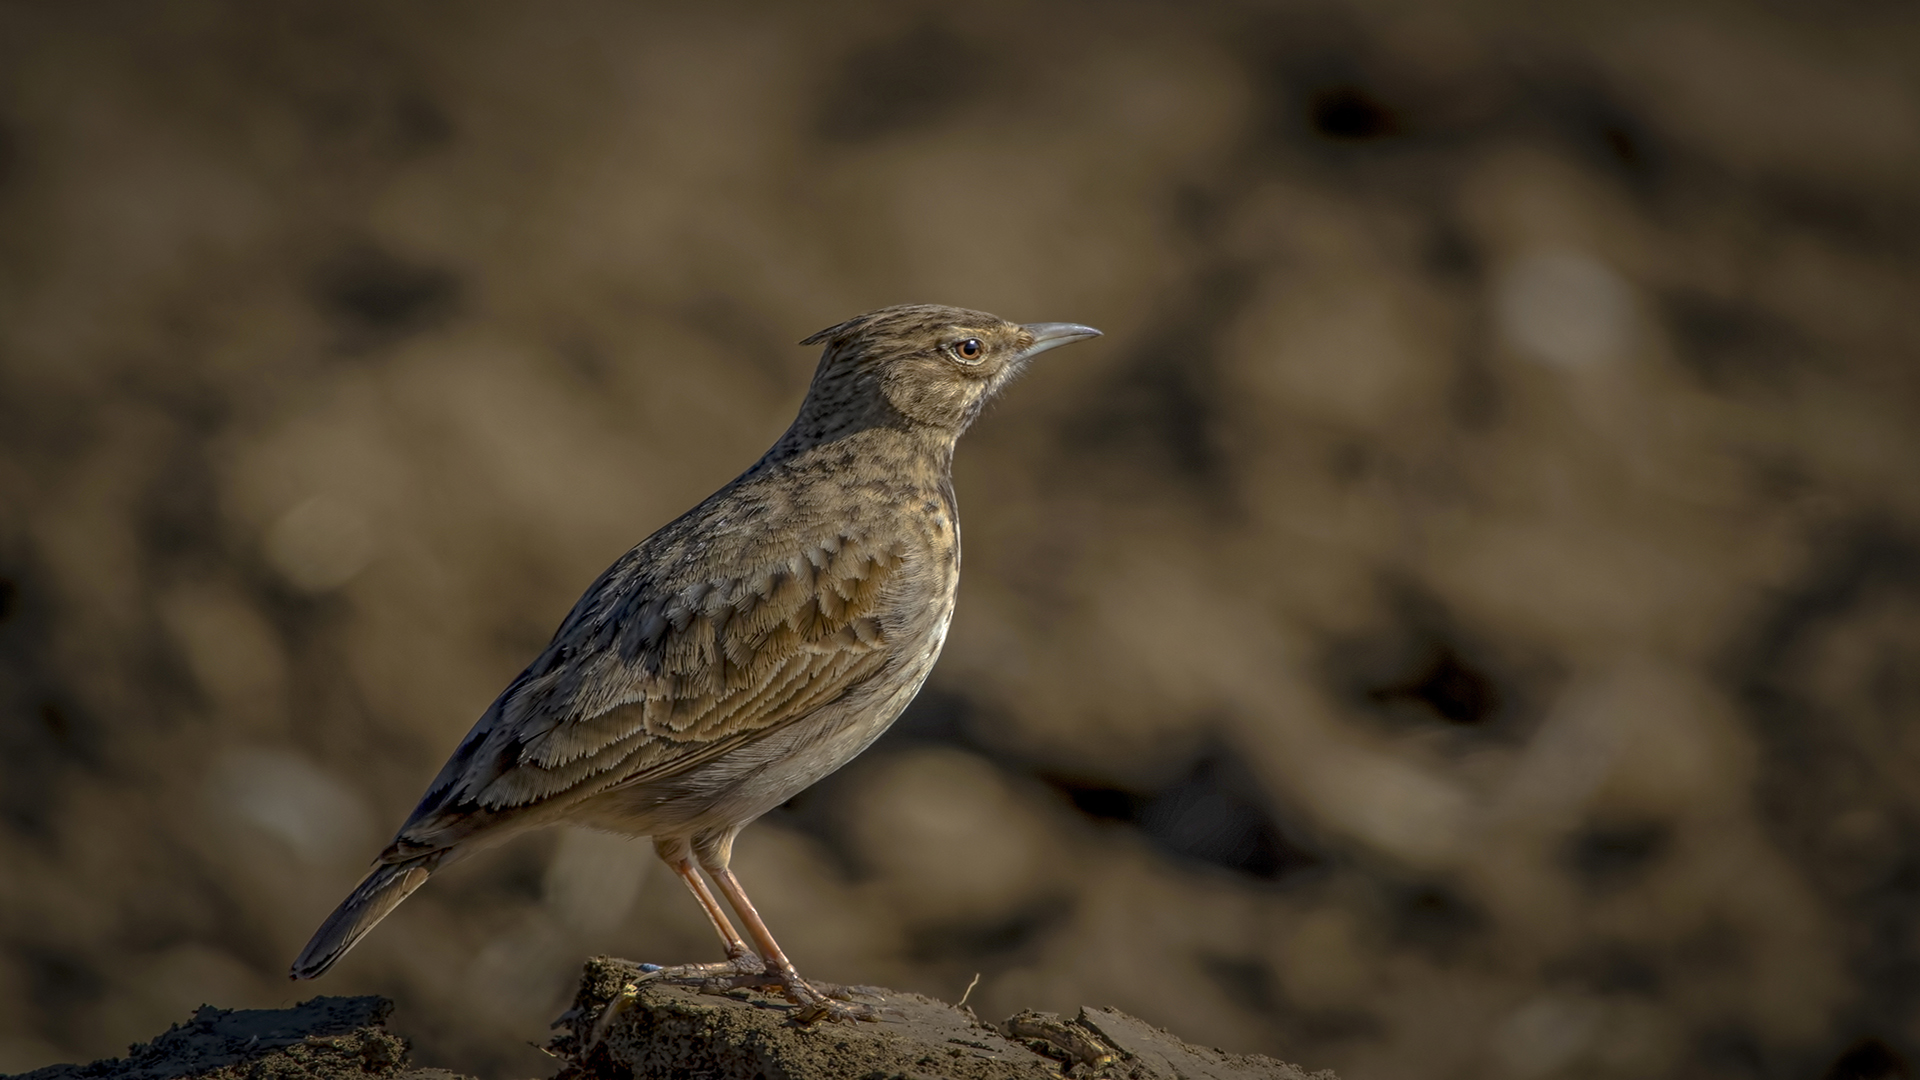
290;854;438;980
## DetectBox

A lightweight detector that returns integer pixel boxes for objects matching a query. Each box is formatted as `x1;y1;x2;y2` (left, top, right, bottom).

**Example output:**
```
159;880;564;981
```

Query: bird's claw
783;978;882;1023
599;957;880;1030
631;952;768;988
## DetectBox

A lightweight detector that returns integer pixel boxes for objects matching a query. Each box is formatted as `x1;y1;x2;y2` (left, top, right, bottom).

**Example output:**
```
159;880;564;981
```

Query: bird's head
788;304;1100;445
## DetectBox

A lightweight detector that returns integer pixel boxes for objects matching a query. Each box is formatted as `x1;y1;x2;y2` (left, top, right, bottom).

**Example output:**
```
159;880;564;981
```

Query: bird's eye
953;338;983;362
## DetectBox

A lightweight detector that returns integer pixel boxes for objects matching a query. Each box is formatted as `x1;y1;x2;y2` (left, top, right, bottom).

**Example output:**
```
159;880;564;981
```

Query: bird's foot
633;952;770;991
610;955;879;1024
579;955;776;1050
778;973;882;1024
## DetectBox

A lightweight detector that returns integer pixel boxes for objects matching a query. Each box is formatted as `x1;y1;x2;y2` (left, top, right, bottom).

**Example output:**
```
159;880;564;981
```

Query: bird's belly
576;603;954;840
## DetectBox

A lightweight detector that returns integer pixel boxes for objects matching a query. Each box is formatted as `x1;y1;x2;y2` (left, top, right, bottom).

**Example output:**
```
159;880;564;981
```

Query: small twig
956;972;982;1009
583;981;641;1051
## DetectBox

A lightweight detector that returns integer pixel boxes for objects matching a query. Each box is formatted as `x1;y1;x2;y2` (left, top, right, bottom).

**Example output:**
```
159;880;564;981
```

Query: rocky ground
10;960;1331;1080
9;996;434;1080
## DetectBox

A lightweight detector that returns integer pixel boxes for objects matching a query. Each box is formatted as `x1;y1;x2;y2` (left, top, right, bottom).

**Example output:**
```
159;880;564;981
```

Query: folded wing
383;531;903;856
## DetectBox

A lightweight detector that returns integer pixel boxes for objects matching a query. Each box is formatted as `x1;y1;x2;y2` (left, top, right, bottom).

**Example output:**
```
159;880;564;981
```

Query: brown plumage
290;303;1100;1022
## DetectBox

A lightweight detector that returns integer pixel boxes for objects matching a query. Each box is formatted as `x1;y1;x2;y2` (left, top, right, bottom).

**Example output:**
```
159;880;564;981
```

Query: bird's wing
388;530;905;852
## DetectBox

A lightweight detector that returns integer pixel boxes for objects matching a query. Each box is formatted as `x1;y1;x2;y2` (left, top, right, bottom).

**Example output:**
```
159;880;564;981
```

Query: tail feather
291;856;436;979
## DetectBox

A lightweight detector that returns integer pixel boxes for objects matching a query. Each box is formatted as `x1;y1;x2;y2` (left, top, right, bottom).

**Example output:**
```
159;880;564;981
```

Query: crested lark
290;304;1100;1021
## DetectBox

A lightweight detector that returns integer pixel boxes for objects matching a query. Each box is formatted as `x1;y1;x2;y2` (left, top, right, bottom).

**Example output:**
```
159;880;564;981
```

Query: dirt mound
4;996;457;1080
9;963;1333;1080
554;956;1331;1080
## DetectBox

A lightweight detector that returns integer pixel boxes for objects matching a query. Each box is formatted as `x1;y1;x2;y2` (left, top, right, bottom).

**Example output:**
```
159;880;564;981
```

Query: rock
549;956;1334;1080
4;961;1334;1080
1;996;466;1080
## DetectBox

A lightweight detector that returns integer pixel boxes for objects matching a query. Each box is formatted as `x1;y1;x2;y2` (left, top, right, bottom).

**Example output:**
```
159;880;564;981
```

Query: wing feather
391;531;903;847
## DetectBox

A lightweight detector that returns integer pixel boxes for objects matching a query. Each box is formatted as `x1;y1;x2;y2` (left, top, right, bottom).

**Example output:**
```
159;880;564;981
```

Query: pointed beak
1018;322;1102;361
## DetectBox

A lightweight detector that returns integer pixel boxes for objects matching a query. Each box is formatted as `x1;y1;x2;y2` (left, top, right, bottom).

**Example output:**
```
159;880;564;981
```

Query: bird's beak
1018;322;1102;361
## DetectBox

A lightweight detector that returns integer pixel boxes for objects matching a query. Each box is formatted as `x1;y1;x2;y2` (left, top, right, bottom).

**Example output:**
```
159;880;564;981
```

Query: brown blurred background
2;1;1918;1077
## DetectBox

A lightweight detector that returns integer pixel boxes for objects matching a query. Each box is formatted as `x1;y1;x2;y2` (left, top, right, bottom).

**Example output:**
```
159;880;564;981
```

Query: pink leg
696;837;877;1024
655;838;752;960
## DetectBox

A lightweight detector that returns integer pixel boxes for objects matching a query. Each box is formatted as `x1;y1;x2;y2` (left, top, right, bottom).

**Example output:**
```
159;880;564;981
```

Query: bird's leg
699;853;878;1023
579;840;771;1053
666;846;758;964
627;839;765;984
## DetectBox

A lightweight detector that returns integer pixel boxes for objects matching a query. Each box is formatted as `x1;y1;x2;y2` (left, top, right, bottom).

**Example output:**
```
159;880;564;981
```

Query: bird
289;303;1101;1022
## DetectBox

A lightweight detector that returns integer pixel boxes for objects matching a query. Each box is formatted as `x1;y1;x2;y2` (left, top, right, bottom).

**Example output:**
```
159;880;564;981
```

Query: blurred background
1;1;1917;1078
